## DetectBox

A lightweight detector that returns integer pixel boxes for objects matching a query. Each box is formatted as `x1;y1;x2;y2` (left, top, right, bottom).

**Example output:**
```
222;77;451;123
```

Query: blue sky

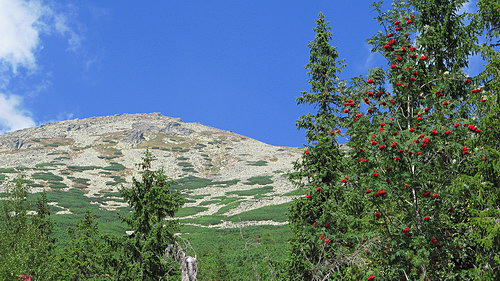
0;0;482;147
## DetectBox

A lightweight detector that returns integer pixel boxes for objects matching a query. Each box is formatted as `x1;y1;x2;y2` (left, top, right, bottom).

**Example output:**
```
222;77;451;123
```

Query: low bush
102;162;126;171
32;172;63;182
67;165;100;172
243;176;273;185
227;186;274;196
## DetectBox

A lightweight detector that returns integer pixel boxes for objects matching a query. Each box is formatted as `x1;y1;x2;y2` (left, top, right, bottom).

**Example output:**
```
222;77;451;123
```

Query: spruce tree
52;211;112;280
0;176;55;280
287;12;354;280
111;149;185;280
290;11;347;186
456;0;499;278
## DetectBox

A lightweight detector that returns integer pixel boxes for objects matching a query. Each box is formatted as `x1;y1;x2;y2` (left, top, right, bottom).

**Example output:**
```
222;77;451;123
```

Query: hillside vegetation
1;0;498;280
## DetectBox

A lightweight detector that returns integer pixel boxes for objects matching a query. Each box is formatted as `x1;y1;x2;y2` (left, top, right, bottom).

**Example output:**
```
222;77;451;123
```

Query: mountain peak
0;113;301;228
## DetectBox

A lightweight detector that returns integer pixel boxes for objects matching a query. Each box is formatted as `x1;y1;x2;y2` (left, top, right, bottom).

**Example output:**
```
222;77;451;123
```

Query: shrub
70;177;90;186
244;176;273;185
49;182;67;189
226;186;274;196
67;165;100;172
0;168;16;173
175;206;209;217
227;202;289;222
246;160;268;166
105;176;126;186
102;163;126;171
177;161;193;167
32;172;63;182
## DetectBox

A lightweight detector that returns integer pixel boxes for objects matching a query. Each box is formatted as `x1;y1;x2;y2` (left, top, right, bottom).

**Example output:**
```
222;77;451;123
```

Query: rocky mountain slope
0;113;302;228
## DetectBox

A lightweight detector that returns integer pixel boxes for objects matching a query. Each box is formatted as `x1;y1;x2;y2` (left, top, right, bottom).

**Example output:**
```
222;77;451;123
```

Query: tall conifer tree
111;149;185;280
287;12;354;280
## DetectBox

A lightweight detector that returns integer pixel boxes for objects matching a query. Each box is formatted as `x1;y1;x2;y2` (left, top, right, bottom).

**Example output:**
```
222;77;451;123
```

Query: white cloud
0;93;35;132
53;13;82;52
0;0;80;133
0;0;47;72
365;44;375;68
0;0;81;72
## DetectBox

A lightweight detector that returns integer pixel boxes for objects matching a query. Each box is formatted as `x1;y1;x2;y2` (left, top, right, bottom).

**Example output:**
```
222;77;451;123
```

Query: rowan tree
287;1;497;280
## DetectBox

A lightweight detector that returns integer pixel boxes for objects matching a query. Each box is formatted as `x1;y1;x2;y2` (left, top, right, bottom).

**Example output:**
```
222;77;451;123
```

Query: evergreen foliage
286;12;354;280
0;176;55;280
0;150;187;280
457;0;500;278
52;211;113;280
0;1;497;280
108;149;185;280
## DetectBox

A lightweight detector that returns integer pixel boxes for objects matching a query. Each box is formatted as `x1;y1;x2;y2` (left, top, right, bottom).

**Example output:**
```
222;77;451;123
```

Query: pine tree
290;11;347;187
0;176;56;280
52;211;112;280
111;149;186;280
286;12;355;280
455;0;499;278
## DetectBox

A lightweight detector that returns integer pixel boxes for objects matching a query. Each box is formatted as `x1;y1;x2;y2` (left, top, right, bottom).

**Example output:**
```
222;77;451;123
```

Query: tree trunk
166;242;198;281
181;256;198;281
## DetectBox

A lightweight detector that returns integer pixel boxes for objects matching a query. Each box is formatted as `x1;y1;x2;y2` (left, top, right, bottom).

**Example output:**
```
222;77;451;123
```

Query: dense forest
1;0;498;280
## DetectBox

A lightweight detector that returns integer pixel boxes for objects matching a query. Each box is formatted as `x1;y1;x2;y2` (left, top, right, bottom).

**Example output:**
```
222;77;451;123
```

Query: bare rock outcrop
161;121;193;136
6;136;26;150
123;130;145;144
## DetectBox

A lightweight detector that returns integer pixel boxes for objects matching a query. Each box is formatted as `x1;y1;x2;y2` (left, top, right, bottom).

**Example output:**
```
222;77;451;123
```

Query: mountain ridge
0;112;302;228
